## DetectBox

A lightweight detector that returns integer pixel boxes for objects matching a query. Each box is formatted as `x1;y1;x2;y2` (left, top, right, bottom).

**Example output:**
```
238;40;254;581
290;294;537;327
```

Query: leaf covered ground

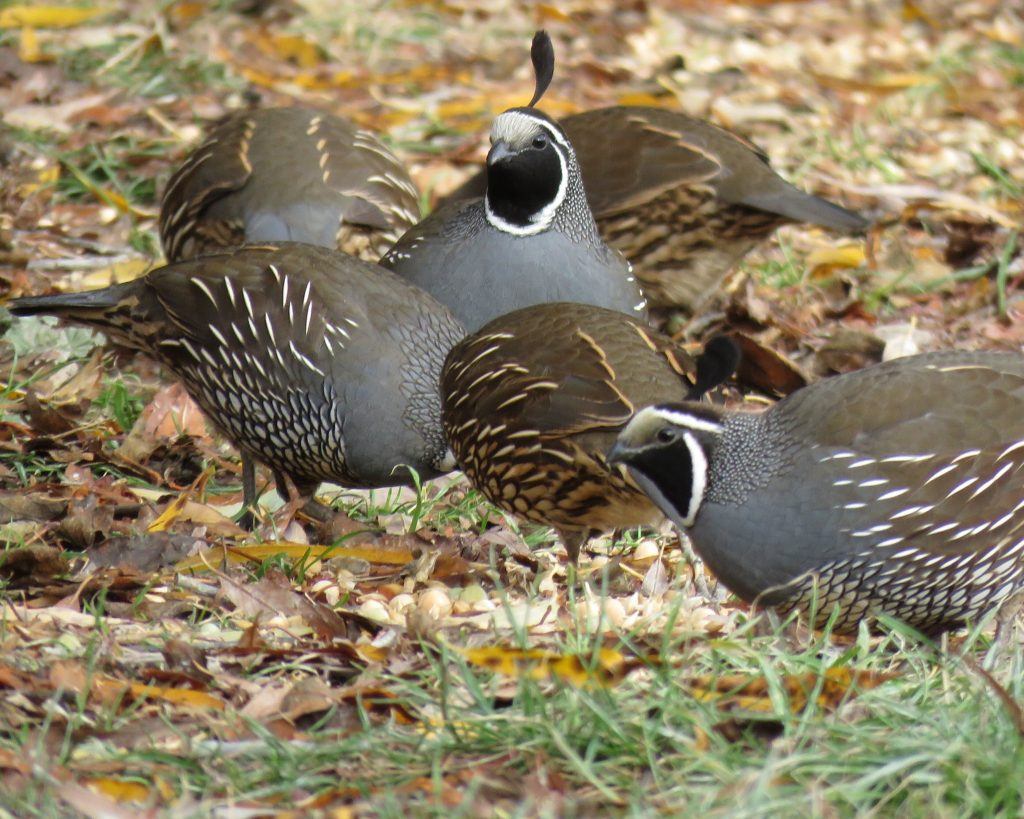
0;0;1023;815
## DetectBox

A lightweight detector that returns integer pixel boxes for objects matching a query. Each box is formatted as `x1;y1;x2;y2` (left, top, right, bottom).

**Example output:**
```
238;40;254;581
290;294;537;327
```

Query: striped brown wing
563;108;729;218
760;353;1024;630
441;304;695;533
159;108;421;262
159;113;255;262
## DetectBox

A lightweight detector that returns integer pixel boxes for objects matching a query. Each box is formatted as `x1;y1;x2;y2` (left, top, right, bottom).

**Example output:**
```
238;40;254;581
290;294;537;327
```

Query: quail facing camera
442;105;868;312
381;32;646;332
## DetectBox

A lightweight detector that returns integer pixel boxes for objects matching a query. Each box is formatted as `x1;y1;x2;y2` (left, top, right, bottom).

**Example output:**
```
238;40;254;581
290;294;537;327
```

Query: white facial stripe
484;112;570;236
646;406;723;434
682;432;707;526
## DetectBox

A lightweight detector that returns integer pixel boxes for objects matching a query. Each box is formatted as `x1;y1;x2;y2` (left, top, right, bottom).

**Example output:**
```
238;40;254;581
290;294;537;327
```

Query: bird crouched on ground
381;31;646;332
441;301;738;561
10;243;466;517
159;107;421;263
609;349;1024;633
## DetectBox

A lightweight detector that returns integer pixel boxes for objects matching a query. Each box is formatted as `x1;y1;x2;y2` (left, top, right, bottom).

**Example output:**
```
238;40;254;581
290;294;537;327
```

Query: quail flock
10;28;1023;636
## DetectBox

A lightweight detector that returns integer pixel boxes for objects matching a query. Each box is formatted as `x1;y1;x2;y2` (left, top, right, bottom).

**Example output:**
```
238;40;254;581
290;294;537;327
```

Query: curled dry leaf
731;332;808;396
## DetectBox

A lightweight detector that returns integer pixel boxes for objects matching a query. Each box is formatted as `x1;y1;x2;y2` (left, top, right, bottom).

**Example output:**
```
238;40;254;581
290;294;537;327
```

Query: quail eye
656;428;677;444
532;135;547;149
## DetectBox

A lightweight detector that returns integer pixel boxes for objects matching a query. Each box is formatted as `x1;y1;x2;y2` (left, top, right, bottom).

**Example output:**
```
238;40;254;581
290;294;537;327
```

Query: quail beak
606;440;627;466
487;140;513;166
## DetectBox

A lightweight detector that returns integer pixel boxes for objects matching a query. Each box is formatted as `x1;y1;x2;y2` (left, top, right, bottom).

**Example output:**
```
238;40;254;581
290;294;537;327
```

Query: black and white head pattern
608;404;725;528
484;108;577;237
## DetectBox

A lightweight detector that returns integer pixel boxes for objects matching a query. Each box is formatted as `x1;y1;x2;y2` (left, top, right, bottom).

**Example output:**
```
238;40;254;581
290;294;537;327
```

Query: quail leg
236;455;258;531
677;532;721;605
271;471;333;527
557;528;588;565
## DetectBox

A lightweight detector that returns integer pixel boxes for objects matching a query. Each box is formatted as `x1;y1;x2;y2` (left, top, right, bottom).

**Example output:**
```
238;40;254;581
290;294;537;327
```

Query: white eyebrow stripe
646;408;723;433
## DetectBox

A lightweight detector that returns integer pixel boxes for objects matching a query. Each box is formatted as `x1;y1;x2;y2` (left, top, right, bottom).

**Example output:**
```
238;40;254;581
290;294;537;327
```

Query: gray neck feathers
704;411;786;506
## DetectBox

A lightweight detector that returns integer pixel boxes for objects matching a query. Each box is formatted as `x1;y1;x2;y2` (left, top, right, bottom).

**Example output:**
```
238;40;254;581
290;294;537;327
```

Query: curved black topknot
687;335;741;400
528;30;555;107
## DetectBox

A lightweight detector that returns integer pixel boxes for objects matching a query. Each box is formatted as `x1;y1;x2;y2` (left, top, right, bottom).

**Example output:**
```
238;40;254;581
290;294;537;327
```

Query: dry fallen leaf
0;5;113;28
689;666;893;717
460;645;654;688
176;540;415;572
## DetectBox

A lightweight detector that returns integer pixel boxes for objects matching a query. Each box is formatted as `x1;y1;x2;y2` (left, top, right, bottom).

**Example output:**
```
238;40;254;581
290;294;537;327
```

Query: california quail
380;33;646;333
609;350;1024;633
443;105;868;311
10;243;465;511
440;303;736;561
159;107;420;263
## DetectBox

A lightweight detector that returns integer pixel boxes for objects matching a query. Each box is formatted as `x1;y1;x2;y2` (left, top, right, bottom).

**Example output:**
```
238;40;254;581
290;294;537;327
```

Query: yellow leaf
147;492;190;532
18;27;49;63
460;646;650;687
902;0;939;27
17;160;60;196
690;667;891;715
616;92;677;108
0;5;111;28
807;244;867;278
85;778;151;803
175;541;415;572
269;32;323;69
126;682;225;710
79;257;152;289
165;0;206;27
810;71;931;96
536;3;571;21
436;97;491;120
60;159;157;218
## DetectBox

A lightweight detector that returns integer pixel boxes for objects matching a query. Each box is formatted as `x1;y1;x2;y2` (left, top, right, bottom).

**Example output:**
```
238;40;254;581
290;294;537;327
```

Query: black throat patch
486;146;562;228
626;443;696;526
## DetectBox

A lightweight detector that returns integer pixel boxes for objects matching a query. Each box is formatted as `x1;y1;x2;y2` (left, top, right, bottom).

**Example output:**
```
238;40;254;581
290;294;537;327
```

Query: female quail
381;32;646;332
159;107;420;263
10;243;465;511
609;350;1024;633
443;105;868;312
440;302;737;561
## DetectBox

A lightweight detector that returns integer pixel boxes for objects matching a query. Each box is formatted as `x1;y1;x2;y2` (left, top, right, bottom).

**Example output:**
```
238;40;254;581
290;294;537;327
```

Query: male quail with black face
10;244;465;513
441;302;737;560
609;350;1024;633
444;105;868;312
381;33;646;332
159;107;420;263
